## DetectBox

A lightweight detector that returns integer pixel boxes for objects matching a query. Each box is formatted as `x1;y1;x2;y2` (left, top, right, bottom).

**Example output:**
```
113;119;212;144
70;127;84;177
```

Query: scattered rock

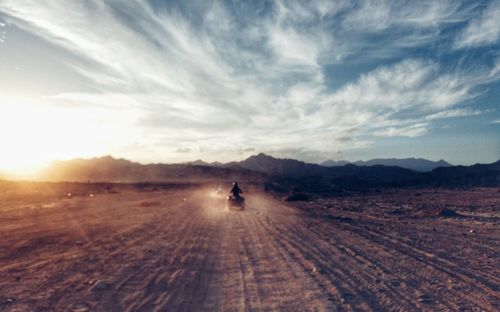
389;208;404;215
139;201;161;207
4;298;15;304
417;294;433;304
90;280;110;292
71;303;91;311
343;293;354;299
322;215;355;224
439;208;461;217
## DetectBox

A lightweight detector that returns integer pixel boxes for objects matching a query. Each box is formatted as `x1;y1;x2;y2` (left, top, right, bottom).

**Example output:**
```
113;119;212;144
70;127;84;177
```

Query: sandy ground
0;185;498;311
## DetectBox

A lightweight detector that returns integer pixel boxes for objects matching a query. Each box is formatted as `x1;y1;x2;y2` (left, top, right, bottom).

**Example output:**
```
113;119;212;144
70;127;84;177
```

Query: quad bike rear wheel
226;195;245;210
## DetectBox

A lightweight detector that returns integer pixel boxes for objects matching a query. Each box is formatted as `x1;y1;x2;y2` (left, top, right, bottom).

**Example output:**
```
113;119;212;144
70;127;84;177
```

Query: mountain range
41;156;263;183
320;158;451;172
188;155;451;172
37;153;500;189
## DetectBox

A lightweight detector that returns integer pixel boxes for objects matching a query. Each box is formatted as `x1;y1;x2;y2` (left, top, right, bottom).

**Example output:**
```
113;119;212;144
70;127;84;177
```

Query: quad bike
226;195;245;210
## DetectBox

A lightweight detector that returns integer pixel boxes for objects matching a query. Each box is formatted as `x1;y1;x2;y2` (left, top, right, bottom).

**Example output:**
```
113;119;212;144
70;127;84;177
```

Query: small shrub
284;193;310;201
439;208;460;217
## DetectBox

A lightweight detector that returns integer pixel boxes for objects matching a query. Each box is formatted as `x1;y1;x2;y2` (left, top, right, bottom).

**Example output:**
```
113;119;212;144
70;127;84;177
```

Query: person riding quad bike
230;182;242;197
215;183;223;195
227;182;245;210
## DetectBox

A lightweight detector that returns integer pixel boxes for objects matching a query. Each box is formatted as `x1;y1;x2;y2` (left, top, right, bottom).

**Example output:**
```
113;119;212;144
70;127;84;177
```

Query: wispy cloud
0;0;498;162
425;108;483;120
321;58;496;137
373;123;429;138
454;0;500;49
0;16;6;42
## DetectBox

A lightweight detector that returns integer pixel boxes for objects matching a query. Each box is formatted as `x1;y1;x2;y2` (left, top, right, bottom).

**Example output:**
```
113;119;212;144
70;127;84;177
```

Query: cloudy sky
0;0;499;173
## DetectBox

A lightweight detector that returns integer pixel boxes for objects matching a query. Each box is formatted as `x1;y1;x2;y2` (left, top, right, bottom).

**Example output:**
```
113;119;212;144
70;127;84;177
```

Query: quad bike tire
227;196;245;211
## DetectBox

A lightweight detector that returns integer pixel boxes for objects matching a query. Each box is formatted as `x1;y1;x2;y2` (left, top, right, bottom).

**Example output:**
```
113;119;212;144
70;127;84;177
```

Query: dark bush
439;208;460;217
284;193;310;201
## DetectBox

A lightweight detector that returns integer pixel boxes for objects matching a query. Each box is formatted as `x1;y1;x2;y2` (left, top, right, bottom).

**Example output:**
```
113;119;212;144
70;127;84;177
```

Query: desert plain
0;181;498;311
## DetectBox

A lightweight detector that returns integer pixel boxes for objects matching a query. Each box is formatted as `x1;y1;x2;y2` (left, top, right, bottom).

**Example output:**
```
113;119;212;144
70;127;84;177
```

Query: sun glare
0;97;132;179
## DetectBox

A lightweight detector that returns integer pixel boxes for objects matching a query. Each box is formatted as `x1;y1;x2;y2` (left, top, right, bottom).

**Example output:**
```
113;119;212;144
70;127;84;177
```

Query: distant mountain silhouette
40;156;264;183
426;160;500;187
320;158;451;172
184;159;211;166
229;153;424;190
37;154;499;188
230;153;327;176
319;160;350;167
228;153;498;188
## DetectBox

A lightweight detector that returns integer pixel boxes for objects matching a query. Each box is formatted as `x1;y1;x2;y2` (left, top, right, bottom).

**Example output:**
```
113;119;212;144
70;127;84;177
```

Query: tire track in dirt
295;207;500;311
201;199;332;311
256;214;412;311
296;219;458;311
250;194;499;311
237;208;332;311
49;191;195;311
252;196;423;311
2;187;498;311
301;210;499;310
333;213;500;287
92;191;222;311
343;223;500;310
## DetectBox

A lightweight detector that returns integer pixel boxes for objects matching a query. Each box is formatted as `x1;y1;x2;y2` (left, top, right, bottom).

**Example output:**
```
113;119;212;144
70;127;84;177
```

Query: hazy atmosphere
1;2;499;311
1;0;499;176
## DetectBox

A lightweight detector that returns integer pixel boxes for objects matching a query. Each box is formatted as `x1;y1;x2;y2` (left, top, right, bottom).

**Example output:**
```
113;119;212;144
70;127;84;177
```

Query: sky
0;0;499;176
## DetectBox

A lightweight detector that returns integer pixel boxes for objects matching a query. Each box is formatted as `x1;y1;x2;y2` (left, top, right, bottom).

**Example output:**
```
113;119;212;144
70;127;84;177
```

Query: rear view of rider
230;182;242;198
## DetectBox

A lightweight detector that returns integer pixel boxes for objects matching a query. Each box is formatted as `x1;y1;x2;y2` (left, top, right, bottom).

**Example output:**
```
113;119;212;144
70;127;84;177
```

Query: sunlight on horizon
0;96;133;178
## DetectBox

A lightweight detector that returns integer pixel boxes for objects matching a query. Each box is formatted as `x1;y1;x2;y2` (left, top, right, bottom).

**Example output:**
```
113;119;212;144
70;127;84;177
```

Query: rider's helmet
233;182;238;186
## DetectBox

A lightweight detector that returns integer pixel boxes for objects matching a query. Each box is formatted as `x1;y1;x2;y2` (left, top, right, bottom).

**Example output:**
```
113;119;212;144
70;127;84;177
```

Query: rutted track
0;187;498;311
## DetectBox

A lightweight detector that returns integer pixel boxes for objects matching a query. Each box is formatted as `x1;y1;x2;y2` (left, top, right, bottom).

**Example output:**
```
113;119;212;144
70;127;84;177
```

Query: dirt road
0;186;498;311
